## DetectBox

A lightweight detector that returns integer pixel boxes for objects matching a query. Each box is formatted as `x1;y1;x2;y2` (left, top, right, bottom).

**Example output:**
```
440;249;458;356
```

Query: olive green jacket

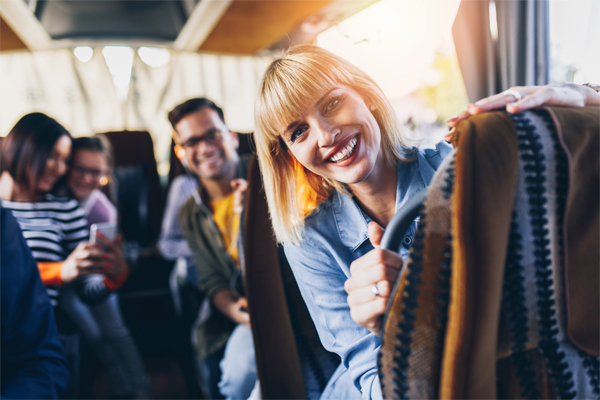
178;155;250;360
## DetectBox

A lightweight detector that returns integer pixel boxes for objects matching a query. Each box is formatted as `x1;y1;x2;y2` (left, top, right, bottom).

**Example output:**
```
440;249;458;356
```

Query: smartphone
89;222;117;244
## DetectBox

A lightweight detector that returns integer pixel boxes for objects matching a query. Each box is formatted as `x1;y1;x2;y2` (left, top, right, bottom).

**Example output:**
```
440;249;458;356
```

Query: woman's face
37;135;72;193
280;85;384;188
67;149;109;200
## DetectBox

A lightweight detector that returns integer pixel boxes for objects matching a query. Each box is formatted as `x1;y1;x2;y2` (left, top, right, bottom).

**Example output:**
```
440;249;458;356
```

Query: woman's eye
290;126;307;143
323;95;343;114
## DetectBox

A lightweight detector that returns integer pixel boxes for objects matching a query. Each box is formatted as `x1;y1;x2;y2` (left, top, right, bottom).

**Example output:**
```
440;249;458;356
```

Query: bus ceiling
0;0;378;55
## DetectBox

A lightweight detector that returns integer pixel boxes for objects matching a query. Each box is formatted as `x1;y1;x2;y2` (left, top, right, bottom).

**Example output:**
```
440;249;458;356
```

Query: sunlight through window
73;46;94;63
102;46;134;102
318;0;467;146
138;47;171;68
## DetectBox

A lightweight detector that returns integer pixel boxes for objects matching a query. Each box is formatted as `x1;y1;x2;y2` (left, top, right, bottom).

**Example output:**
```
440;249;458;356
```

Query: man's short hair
168;98;225;130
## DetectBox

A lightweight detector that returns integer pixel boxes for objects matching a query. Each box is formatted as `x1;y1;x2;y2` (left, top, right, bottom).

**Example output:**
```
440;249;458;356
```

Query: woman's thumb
368;221;384;249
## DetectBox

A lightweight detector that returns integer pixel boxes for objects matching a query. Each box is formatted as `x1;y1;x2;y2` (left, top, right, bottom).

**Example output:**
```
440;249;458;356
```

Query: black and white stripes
4;194;88;262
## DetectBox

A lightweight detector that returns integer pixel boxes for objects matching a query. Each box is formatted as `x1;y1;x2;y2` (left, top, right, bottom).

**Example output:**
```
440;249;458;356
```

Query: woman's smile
328;136;358;163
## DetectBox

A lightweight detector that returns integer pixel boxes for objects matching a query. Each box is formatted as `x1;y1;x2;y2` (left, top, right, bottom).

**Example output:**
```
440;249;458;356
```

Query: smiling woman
253;44;597;400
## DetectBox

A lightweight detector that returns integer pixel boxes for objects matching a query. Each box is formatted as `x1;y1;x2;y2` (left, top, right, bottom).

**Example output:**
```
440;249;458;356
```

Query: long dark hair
1;112;71;196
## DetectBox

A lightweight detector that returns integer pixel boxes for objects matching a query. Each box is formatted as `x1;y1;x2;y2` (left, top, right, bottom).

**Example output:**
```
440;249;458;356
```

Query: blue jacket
1;206;70;399
284;142;452;400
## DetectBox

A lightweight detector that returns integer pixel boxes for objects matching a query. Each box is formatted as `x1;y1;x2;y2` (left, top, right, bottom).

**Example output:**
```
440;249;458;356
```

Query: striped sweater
2;194;121;305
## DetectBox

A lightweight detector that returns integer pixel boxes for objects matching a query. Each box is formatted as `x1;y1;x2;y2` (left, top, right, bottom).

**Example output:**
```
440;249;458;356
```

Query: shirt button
404;237;412;246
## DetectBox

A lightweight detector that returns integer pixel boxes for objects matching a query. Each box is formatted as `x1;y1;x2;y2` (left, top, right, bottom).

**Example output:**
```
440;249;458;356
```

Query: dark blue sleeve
1;207;70;399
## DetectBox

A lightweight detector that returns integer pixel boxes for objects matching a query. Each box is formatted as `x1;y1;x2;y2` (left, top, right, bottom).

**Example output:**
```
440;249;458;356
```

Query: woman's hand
445;83;600;141
95;232;127;279
345;222;403;335
231;178;248;215
61;241;111;283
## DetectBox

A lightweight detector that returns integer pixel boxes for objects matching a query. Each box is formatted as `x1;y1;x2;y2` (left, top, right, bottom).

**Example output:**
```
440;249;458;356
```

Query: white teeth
330;137;358;163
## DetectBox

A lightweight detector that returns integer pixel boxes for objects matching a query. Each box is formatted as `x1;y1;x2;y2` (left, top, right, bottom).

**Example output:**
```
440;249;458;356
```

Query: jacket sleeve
158;177;195;260
1;207;70;399
179;198;232;300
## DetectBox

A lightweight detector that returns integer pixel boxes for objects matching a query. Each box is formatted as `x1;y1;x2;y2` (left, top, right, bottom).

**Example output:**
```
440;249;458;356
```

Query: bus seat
378;107;599;399
100;130;202;397
244;155;340;399
100;130;164;249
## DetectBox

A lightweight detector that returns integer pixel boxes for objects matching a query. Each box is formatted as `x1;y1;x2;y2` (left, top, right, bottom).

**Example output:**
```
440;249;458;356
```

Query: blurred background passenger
157;150;200;314
0;113;147;399
65;135;150;399
1;206;70;399
169;98;257;400
67;136;116;226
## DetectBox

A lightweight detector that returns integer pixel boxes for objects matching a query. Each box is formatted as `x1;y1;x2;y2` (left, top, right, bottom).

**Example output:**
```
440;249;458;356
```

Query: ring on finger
371;283;380;297
503;89;522;102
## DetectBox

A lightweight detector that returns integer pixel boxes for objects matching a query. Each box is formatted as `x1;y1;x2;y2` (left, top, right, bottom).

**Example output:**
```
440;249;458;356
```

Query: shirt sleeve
284;239;382;400
37;262;64;286
158;177;196;260
1;207;70;399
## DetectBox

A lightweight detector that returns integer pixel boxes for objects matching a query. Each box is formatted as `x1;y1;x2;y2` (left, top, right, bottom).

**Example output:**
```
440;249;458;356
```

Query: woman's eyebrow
284;88;340;134
285;120;299;134
315;88;337;108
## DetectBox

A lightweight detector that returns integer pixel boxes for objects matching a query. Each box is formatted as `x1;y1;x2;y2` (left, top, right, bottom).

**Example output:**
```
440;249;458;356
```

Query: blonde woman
254;45;598;399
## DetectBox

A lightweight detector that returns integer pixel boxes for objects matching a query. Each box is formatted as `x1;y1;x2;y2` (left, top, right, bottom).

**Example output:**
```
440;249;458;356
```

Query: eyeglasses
179;129;223;150
71;165;107;179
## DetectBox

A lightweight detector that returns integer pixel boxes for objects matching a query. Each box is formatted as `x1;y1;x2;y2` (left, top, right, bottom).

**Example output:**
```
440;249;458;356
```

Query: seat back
244;155;339;399
378;108;599;399
101;131;163;248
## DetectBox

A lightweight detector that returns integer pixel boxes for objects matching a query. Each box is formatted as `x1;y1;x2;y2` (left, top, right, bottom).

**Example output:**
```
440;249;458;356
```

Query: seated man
168;98;257;400
1;206;70;399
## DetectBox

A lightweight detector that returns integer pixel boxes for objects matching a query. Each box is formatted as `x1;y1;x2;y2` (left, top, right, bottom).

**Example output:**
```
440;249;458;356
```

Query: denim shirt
283;141;451;400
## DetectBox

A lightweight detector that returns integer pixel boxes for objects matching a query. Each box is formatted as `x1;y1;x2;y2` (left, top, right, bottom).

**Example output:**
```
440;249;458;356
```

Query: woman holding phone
0;114;148;399
253;45;599;399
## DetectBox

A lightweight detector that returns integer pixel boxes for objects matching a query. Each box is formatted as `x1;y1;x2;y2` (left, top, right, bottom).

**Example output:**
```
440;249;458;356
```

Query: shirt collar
332;158;426;252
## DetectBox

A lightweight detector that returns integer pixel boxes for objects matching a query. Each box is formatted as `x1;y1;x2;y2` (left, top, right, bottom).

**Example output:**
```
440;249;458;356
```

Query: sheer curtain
452;0;549;103
0;48;272;165
0;48;121;136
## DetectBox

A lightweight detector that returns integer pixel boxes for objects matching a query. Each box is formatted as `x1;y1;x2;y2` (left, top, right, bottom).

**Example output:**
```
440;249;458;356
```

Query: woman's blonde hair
255;45;411;245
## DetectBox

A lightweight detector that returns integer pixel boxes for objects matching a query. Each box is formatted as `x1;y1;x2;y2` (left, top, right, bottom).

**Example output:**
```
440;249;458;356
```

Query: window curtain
452;0;549;103
0;48;121;136
0;49;272;166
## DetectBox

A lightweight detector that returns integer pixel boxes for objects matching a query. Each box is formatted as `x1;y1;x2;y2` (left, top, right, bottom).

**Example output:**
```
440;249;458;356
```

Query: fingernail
446;116;457;122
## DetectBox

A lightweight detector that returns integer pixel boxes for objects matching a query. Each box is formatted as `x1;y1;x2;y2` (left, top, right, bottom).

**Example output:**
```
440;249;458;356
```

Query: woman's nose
313;120;340;147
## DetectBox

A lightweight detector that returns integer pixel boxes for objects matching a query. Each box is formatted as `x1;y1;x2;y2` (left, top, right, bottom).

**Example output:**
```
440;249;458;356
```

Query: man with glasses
164;98;256;400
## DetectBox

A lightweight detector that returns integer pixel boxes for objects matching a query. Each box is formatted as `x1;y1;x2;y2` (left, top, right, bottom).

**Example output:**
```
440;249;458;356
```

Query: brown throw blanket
379;107;599;399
